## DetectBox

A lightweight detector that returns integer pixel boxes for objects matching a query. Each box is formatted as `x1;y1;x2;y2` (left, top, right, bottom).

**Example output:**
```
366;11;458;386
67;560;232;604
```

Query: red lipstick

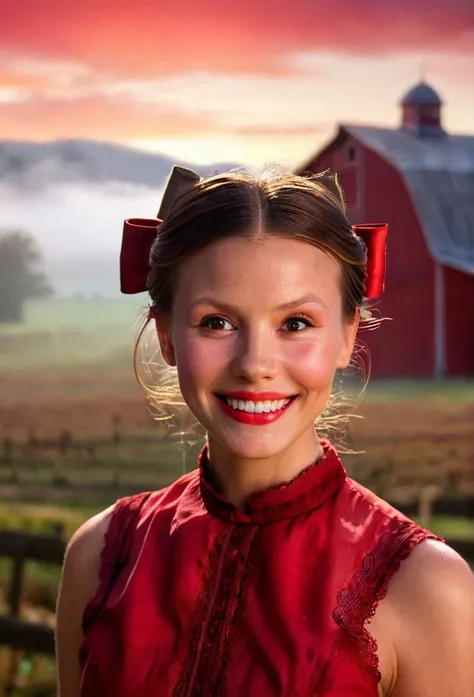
215;392;296;426
222;390;292;400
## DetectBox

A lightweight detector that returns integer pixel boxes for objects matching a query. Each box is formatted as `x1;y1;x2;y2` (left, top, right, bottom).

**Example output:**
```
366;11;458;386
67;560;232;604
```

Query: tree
0;229;54;323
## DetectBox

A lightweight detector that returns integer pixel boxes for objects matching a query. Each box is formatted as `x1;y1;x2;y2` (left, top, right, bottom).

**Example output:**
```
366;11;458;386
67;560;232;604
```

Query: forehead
174;236;341;308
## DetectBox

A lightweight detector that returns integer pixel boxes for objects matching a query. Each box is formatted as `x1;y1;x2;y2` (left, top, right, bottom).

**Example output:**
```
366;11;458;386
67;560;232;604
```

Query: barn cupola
400;81;447;137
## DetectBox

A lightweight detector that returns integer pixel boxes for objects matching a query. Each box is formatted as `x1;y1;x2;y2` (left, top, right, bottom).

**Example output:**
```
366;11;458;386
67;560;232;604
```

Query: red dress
80;442;442;696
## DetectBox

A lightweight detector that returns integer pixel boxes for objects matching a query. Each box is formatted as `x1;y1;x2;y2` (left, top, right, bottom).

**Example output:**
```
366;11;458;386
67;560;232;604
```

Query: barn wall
300;135;436;377
444;266;474;376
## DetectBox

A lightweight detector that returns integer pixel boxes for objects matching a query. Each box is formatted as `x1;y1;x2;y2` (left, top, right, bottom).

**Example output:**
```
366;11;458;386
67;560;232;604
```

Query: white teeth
225;397;291;413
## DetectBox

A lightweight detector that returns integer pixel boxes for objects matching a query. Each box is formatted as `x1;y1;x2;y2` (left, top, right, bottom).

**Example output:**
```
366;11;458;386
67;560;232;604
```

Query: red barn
297;81;474;378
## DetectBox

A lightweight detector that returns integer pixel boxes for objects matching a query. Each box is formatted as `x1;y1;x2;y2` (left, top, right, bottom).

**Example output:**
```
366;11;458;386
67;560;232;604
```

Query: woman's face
158;235;358;462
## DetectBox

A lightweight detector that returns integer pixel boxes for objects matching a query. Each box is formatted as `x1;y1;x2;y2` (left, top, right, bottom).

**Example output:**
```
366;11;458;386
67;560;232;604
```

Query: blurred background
0;0;473;694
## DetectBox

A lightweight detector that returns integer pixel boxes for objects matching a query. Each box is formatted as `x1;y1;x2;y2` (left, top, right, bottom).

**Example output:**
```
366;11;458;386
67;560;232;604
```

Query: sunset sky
1;0;473;168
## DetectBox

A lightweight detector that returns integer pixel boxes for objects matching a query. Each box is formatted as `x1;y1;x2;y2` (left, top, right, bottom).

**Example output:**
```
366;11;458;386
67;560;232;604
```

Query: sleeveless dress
79;441;443;697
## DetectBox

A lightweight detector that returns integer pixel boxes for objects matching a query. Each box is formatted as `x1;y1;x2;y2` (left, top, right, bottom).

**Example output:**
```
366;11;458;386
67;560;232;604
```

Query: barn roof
340;124;474;275
400;82;442;106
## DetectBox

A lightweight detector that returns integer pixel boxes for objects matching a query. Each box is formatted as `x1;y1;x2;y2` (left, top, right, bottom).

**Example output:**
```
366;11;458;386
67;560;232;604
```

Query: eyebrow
189;293;329;313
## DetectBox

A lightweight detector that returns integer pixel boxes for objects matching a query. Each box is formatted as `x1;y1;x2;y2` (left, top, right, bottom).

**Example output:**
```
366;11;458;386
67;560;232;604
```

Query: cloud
0;3;472;168
0;69;345;141
0;93;222;140
234;124;332;137
1;0;472;81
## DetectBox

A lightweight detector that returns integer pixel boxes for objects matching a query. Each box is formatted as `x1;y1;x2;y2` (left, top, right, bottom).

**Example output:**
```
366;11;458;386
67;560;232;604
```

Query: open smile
214;392;298;425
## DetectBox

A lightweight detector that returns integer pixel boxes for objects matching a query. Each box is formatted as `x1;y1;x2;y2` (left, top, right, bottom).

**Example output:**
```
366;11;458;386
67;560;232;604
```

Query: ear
154;315;176;367
336;310;360;369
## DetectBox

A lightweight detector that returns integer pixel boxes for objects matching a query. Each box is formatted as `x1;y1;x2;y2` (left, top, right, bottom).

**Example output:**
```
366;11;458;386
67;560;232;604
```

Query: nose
230;326;278;384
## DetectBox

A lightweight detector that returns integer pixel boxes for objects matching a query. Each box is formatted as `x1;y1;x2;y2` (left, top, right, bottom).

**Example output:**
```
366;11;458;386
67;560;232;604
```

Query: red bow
352;223;388;298
120;219;388;299
119;168;388;299
119;217;161;294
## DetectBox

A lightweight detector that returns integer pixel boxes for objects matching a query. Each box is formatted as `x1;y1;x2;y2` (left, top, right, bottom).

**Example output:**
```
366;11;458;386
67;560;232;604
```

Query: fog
0;180;164;297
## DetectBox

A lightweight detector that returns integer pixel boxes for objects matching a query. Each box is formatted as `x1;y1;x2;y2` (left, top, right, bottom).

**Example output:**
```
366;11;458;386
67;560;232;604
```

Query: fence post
4;542;25;695
418;485;440;529
1;437;16;485
112;415;122;487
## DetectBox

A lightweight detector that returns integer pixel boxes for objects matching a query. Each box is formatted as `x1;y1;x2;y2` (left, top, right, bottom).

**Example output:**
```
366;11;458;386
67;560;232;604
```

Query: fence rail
0;528;65;694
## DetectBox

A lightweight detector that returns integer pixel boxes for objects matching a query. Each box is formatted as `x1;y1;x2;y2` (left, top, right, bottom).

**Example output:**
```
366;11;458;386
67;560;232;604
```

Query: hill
0;140;241;297
0;138;239;190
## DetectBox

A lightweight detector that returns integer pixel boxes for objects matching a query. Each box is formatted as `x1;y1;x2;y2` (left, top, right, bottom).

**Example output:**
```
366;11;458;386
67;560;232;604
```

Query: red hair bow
352;223;388;298
119;168;388;299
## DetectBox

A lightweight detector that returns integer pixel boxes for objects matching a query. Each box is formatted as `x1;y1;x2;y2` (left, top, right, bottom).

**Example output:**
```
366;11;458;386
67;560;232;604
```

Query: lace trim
199;441;347;524
173;524;257;696
332;522;444;682
210;526;257;693
249;465;346;523
82;491;151;630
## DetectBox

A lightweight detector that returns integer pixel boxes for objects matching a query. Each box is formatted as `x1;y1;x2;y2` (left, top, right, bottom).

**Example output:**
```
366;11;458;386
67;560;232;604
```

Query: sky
1;0;473;168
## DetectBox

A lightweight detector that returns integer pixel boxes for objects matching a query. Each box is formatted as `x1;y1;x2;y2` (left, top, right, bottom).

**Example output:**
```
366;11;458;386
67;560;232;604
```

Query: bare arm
55;507;113;697
390;539;474;697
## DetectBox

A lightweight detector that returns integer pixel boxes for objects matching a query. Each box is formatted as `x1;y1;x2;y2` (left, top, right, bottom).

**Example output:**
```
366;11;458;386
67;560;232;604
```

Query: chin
215;438;289;461
210;429;295;462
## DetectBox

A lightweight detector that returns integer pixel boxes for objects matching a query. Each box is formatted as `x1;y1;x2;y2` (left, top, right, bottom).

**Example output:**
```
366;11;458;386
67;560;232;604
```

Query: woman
56;166;474;696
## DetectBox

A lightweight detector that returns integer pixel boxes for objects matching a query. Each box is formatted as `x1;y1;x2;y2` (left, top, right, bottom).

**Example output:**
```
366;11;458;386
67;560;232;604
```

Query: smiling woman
55;166;474;697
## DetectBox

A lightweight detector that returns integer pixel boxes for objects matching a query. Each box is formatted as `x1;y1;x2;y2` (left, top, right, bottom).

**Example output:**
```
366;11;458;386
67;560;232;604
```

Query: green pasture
0;297;147;369
365;379;473;404
0;298;146;335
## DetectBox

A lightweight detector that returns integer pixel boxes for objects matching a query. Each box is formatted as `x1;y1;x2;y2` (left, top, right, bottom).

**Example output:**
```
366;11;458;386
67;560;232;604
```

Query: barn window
348;146;357;162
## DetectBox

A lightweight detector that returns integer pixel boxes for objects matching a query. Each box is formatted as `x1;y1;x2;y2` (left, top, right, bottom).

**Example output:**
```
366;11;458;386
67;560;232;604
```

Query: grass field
0;297;146;370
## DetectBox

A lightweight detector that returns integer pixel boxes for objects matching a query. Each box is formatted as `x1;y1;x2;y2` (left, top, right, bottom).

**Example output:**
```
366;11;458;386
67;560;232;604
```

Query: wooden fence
0;528;64;695
1;426;473;502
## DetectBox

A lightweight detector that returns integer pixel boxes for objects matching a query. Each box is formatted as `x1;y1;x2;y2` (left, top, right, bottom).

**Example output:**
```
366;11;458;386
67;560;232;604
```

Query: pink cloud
0;0;472;80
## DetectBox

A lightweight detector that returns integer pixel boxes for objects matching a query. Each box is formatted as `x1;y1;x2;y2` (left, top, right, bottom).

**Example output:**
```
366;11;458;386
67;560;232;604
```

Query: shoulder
59;505;115;614
388;537;474;622
59;492;150;612
56;506;115;696
388;539;474;696
389;537;474;620
60;475;199;600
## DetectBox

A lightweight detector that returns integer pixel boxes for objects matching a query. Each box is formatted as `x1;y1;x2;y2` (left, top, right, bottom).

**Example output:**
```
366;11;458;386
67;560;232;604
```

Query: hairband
119;166;388;299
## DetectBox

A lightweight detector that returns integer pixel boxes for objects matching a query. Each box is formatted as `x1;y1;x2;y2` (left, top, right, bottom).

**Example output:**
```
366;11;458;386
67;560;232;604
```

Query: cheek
173;333;227;390
283;335;340;389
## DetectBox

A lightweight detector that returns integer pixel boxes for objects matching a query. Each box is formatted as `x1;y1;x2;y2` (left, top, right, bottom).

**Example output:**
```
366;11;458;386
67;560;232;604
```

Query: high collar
198;441;347;525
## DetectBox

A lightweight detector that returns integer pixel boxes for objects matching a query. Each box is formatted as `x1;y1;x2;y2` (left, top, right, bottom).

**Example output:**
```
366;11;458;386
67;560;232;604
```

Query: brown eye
201;316;234;331
282;316;312;333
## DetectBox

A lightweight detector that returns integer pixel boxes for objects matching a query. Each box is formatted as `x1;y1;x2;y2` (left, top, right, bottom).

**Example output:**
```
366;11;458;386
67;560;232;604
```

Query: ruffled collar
198;440;347;525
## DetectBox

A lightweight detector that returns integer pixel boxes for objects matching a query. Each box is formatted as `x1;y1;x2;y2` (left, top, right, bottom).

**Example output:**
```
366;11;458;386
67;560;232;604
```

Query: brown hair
147;169;367;320
135;168;375;448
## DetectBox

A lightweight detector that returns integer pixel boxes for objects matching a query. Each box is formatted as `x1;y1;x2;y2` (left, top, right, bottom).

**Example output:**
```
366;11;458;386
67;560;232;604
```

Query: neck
206;429;324;510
